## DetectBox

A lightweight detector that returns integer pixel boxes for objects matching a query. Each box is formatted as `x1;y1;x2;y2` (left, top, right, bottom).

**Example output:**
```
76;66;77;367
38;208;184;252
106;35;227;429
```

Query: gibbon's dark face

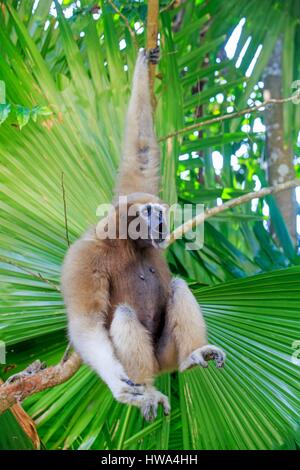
134;203;168;249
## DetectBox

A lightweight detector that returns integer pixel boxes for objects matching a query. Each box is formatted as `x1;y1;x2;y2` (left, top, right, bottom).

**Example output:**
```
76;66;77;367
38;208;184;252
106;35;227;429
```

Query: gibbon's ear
116;49;160;197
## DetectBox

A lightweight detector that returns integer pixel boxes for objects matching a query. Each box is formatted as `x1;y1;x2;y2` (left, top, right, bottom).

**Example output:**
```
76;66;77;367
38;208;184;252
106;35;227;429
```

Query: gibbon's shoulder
61;226;111;278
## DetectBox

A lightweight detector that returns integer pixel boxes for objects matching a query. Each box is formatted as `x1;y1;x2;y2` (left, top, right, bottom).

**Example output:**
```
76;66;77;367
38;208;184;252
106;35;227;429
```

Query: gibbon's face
130;202;169;249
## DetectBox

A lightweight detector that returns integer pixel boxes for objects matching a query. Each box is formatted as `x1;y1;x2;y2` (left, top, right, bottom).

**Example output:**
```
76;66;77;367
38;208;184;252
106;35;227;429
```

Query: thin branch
0;353;81;415
107;0;138;50
167;178;300;245
160;0;176;13
146;0;159;109
158;93;300;142
0;256;60;292
61;342;72;364
61;172;70;247
60;172;72;361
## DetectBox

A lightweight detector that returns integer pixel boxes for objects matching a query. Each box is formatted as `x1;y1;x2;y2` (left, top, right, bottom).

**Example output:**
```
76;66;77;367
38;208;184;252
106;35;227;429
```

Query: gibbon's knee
165;278;208;365
110;304;158;385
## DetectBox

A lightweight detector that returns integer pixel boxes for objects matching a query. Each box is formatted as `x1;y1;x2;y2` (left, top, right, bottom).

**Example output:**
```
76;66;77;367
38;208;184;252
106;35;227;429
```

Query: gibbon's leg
117;48;160;197
110;304;170;421
157;278;225;373
68;313;147;407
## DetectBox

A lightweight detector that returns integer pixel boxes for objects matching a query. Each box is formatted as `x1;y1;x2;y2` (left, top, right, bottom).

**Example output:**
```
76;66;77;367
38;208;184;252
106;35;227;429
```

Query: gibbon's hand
137;47;160;65
148;46;160;64
179;344;226;372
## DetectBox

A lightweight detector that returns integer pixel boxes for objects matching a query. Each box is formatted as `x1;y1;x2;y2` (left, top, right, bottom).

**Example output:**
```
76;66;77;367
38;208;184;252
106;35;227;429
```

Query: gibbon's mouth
139;203;169;248
148;206;169;247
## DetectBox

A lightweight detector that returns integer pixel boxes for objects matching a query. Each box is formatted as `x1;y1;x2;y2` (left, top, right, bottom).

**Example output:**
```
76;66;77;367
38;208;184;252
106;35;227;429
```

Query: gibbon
61;48;225;421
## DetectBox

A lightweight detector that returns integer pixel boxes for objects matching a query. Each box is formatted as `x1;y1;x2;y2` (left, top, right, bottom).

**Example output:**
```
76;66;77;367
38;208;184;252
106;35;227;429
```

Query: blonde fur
116;50;160;197
61;49;225;421
110;304;159;385
156;278;207;371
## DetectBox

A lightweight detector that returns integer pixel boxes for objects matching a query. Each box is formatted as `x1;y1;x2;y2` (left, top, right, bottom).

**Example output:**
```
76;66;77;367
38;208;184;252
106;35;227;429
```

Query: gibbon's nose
146;204;152;216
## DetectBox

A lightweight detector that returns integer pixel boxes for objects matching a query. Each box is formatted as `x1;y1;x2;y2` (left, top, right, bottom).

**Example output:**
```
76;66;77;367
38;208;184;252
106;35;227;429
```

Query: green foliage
0;411;34;450
0;0;299;450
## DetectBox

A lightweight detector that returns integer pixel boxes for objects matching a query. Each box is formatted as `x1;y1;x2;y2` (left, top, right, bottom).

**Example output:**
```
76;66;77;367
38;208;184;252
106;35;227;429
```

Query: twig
146;0;159;109
60;172;72;360
160;0;176;13
167;178;300;244
158;93;300;142
61;342;72;364
0;353;81;415
61;172;70;247
107;0;138;50
0;256;60;292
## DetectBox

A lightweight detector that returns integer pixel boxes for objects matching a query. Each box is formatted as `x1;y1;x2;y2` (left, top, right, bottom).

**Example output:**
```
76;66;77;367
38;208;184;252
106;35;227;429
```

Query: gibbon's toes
141;390;170;421
142;401;158;422
6;359;47;383
200;344;226;368
148;46;160;64
179;345;226;371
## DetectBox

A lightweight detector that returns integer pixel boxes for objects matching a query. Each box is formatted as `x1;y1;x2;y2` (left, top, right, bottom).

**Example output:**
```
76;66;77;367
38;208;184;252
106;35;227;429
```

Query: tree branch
61;172;70;247
167;178;300;244
146;0;159;109
0;354;81;414
158;93;300;142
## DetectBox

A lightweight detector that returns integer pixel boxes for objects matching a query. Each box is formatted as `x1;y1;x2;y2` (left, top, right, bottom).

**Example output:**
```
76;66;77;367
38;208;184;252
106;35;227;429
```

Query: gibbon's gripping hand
148;46;160;64
179;345;226;372
137;46;160;65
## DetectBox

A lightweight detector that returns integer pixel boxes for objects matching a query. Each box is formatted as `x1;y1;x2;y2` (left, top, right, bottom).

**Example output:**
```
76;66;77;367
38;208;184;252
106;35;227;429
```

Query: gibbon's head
96;192;169;249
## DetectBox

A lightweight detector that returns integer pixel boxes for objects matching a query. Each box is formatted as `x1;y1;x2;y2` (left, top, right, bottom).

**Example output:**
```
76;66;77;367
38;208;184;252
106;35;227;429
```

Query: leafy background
0;0;300;450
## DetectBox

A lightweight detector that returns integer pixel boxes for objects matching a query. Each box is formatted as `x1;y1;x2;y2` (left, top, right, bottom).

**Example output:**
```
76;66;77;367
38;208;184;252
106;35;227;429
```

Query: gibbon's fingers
148;46;160;64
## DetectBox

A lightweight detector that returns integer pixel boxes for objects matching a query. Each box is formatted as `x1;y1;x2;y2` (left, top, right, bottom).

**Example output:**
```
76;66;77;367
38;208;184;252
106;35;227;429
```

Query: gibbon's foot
140;388;170;422
148;46;160;64
114;378;146;406
6;359;47;384
179;345;226;372
116;381;170;421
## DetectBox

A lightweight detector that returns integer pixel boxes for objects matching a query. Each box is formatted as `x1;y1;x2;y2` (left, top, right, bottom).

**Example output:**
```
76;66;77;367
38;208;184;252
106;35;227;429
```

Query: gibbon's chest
109;252;171;340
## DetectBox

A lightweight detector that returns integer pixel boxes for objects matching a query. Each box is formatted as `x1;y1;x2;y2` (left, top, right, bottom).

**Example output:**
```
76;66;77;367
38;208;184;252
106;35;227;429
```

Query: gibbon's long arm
116;48;160;197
